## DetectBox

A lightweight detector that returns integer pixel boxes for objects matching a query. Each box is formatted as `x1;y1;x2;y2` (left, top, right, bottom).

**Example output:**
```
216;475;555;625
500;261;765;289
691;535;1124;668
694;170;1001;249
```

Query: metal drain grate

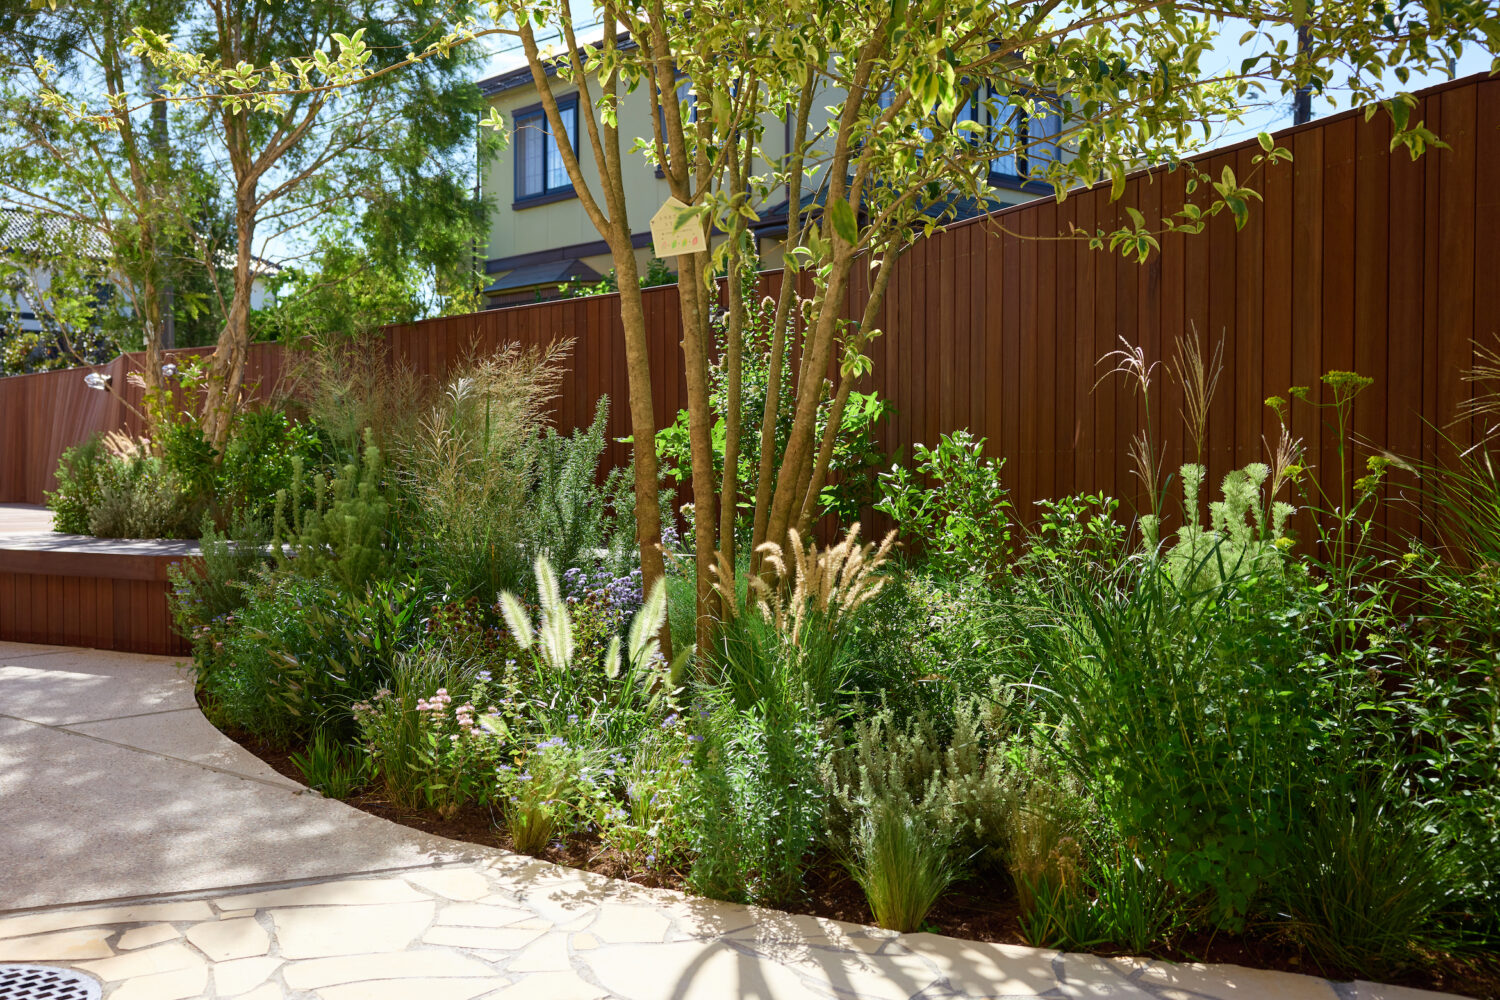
0;966;101;1000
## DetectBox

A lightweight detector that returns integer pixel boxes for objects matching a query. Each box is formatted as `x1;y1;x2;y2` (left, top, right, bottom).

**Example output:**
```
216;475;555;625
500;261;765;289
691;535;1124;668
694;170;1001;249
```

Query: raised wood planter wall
0;535;197;655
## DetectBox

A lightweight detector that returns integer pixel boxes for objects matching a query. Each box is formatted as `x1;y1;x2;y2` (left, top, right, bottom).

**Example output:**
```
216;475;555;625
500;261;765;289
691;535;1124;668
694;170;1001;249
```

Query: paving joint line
0;710;304;793
0;860;487;918
55;706;200;727
0;646;88;661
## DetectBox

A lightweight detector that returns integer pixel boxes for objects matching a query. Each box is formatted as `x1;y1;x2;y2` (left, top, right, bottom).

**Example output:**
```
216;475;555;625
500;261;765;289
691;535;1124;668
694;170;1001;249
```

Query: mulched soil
228;727;1499;999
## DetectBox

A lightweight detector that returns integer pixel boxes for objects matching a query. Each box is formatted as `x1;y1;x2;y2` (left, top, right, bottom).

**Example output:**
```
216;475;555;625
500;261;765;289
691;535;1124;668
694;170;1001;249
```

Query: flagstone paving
0;642;1470;999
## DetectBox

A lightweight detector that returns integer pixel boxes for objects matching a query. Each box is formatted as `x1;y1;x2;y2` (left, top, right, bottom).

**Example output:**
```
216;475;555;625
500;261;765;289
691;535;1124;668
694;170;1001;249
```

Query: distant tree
14;1;490;444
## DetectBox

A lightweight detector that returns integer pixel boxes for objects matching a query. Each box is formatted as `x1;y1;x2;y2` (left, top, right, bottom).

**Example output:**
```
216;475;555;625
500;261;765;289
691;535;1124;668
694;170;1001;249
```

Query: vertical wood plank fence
2;73;1494;551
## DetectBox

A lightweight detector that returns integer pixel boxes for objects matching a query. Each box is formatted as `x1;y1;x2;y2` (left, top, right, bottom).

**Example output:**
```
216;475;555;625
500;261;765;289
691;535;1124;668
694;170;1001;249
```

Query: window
869;82;1062;184
982;87;1061;181
513;98;578;204
655;77;695;177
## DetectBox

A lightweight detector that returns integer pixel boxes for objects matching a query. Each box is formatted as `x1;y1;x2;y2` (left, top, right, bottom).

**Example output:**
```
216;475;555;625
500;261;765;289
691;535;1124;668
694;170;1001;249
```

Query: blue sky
474;16;1496;153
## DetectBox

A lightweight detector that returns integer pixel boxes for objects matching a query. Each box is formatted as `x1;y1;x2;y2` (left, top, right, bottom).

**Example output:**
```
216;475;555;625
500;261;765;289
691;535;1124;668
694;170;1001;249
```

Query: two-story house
477;51;1064;307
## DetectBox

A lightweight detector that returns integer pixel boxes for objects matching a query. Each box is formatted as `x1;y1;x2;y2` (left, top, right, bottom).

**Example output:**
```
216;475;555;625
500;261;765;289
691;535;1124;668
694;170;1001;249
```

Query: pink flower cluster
415;688;453;713
414;688;480;743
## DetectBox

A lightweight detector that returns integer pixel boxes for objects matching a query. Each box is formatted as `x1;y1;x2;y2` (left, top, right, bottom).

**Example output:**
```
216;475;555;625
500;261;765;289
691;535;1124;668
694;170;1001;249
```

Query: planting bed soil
227;725;1500;1000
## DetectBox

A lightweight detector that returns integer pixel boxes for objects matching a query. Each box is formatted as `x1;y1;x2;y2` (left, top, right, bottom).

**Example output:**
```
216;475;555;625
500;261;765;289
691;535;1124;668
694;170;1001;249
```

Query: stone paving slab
0;641;1475;1000
0;864;1472;1000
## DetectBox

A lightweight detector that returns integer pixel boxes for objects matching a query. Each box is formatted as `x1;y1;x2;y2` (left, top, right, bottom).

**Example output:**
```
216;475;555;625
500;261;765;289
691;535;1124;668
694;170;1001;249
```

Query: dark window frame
654;75;695;179
512;95;581;207
978;85;1062;184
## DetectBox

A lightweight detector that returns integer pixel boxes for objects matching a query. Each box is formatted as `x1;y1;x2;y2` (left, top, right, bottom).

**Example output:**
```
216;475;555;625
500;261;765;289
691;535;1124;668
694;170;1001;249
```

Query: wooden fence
2;72;1495;553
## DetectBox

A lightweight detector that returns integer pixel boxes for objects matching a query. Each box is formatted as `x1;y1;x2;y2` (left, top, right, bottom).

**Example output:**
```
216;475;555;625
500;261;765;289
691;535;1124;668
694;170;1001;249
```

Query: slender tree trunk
612;248;670;642
762;250;856;553
749;77;815;574
675;249;721;649
796;255;896;537
201;200;255;448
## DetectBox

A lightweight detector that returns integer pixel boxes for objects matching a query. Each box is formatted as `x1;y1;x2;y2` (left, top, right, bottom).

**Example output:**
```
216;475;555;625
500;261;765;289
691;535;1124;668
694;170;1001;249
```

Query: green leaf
1257;131;1274;152
1388;97;1411;133
829;197;859;244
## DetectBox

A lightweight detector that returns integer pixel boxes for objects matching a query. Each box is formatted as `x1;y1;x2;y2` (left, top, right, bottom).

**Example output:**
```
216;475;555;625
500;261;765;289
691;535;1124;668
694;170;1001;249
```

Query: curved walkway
0;642;1460;1000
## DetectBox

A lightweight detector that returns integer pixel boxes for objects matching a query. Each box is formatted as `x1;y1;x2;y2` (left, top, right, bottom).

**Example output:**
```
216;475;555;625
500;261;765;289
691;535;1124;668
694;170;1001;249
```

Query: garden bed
226;723;1500;1000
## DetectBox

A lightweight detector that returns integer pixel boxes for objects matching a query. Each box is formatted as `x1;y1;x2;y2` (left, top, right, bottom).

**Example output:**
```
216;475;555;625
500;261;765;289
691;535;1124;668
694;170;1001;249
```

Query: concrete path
0;643;1464;1000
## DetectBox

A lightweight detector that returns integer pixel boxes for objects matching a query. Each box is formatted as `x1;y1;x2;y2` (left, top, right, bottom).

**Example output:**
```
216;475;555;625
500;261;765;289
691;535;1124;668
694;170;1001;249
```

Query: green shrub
1149;462;1295;590
496;731;608;854
168;514;268;641
524;398;636;572
205;574;423;744
875;429;1013;580
274;429;395;591
201;574;345;743
594;727;695;871
217;407;320;523
684;695;831;905
47;434;108;534
88;452;197;539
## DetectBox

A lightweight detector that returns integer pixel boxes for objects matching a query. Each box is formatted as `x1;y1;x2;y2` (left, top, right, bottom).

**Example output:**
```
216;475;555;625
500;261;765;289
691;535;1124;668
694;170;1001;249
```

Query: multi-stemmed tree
486;0;1493;646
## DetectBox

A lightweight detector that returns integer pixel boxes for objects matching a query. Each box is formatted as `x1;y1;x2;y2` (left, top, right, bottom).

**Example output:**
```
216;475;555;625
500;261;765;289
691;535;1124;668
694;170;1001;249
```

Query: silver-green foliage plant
823;693;1020;862
1146;462;1295;590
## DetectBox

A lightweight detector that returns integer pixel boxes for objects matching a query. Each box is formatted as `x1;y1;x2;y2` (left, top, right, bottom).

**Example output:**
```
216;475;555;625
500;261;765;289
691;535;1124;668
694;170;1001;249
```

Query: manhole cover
0;965;101;1000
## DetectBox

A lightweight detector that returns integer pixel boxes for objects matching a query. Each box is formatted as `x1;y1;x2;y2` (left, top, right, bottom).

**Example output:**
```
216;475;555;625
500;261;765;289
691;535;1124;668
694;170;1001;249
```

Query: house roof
484;258;601;294
0;209;111;260
478;33;636;99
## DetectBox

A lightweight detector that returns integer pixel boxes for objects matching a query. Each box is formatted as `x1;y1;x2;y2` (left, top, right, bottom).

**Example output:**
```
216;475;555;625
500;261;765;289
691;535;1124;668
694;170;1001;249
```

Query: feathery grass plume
1097;336;1163;517
1263;405;1307;505
100;429;148;459
1457;334;1500;450
402;340;572;601
499;591;534;649
750;523;896;644
1170;324;1225;465
286;334;426;457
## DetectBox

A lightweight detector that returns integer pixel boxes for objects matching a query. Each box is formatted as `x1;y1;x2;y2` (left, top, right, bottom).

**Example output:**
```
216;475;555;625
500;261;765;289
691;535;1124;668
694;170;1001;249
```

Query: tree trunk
675;249;721;650
200;200;255;448
612;248;671;651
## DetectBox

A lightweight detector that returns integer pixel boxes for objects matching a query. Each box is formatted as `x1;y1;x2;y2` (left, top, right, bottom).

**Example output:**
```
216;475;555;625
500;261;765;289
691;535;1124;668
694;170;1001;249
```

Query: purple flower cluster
561;565;644;615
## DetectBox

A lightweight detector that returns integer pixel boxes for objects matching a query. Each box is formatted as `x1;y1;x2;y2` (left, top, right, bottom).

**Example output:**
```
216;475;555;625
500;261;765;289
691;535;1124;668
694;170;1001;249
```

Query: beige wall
481;74;1043;272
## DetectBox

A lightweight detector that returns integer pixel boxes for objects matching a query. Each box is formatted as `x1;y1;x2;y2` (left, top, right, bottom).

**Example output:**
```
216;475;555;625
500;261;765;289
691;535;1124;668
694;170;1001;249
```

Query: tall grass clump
1022;547;1321;930
403;342;570;602
687;525;895;906
1274;779;1459;975
848;798;961;932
